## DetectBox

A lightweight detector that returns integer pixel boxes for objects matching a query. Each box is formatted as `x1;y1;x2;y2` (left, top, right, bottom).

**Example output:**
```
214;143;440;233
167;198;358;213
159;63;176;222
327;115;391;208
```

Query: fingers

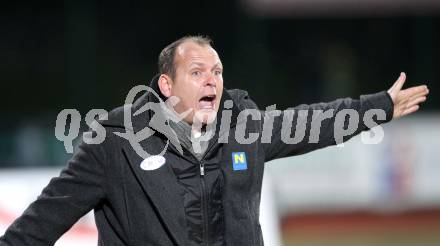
401;105;420;117
402;85;429;98
398;92;427;117
396;92;427;118
407;90;429;104
406;96;427;109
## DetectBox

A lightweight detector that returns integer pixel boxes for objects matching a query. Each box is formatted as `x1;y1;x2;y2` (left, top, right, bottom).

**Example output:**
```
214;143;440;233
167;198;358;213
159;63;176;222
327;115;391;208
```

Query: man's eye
214;70;222;75
192;71;201;76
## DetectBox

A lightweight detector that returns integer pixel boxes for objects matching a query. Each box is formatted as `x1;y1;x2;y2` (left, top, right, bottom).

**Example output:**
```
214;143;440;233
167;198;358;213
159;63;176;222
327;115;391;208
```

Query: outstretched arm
263;72;429;162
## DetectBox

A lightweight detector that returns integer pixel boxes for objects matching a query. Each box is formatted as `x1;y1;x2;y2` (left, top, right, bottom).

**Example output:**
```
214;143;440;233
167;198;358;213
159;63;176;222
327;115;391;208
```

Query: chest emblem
232;152;247;171
140;155;166;171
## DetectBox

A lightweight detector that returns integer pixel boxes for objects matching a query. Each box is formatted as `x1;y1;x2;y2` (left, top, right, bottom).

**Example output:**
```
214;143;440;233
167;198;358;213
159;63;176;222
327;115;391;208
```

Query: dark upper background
0;0;439;167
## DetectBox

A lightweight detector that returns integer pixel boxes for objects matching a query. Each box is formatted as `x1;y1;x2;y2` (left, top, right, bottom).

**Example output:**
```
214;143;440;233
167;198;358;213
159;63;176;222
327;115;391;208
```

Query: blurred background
1;0;439;245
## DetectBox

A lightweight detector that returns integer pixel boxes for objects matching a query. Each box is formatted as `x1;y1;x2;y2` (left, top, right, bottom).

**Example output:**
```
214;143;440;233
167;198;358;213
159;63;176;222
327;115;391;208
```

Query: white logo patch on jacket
140;155;166;171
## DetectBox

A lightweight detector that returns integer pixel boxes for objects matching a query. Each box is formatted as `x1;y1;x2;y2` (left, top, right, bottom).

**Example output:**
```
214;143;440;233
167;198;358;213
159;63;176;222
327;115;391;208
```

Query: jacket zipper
169;139;217;245
200;161;209;246
198;140;219;246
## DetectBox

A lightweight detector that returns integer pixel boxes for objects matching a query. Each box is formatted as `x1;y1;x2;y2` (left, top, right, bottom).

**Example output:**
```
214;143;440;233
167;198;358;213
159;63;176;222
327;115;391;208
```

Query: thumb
392;72;406;92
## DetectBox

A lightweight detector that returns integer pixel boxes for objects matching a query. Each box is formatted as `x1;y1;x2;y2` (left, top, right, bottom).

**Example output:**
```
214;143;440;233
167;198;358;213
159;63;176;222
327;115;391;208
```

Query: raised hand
387;72;429;119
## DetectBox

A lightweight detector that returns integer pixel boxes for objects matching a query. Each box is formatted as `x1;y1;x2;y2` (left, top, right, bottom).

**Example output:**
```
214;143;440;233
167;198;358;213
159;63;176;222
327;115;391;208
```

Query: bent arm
0;141;107;246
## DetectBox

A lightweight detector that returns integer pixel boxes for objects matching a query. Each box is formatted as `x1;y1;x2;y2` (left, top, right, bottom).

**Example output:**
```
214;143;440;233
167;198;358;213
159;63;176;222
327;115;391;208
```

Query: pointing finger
409;90;429;102
403;85;429;98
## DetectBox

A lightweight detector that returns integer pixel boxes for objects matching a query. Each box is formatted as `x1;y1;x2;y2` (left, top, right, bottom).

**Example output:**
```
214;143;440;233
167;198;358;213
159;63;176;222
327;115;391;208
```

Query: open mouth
199;95;216;110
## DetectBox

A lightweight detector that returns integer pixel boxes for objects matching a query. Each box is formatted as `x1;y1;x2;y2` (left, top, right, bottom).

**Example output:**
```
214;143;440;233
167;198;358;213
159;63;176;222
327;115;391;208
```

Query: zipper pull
200;163;205;176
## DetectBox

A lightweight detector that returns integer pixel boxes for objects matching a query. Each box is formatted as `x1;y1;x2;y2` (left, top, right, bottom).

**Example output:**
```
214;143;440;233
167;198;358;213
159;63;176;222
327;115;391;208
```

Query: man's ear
158;74;173;98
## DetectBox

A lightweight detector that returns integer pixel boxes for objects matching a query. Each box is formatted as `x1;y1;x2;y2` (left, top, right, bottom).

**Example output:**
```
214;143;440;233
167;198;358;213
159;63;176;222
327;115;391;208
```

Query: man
0;36;429;246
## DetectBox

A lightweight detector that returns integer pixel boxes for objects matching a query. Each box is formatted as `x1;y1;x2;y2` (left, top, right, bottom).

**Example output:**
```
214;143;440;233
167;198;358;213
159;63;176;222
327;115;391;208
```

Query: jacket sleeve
263;91;394;162
0;140;107;246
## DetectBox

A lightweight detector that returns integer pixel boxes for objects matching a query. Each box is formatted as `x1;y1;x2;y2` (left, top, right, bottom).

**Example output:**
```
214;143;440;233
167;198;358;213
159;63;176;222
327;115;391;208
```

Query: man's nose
205;73;217;87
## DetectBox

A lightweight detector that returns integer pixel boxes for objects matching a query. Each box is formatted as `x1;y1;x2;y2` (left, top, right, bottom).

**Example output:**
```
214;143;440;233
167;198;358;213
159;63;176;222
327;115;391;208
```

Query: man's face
169;41;224;124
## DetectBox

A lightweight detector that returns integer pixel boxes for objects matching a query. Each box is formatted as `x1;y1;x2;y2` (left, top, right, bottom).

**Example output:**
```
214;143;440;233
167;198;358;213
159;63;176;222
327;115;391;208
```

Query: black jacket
0;77;394;246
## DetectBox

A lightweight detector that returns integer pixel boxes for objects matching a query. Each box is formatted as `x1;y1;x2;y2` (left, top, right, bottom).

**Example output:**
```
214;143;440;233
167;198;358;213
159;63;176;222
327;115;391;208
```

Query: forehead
175;41;222;67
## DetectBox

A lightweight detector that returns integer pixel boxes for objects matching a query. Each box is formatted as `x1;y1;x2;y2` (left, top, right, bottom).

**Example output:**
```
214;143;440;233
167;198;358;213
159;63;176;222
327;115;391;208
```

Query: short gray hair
158;35;212;79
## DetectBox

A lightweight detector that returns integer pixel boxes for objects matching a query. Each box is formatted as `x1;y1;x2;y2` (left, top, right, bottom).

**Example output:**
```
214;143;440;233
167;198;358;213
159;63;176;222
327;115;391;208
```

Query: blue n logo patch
232;152;247;171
